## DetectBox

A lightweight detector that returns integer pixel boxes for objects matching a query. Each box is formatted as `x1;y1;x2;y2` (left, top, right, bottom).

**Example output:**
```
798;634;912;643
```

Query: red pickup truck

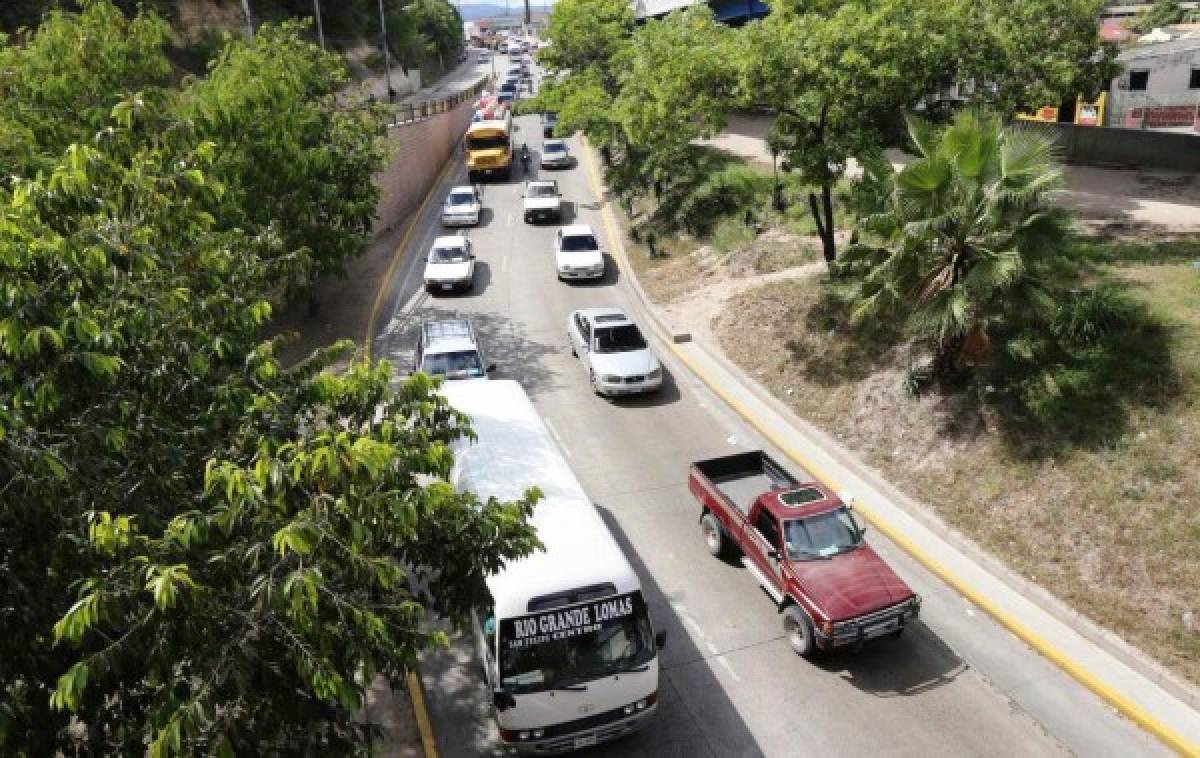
689;451;920;657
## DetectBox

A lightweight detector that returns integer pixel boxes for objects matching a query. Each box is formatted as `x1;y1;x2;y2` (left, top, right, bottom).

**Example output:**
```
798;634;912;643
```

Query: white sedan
440;185;481;227
554;224;604;281
567;308;663;396
423;235;475;293
540;139;571;169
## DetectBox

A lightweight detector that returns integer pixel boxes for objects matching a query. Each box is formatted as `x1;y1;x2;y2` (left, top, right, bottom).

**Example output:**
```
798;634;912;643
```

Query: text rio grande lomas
507;595;636;649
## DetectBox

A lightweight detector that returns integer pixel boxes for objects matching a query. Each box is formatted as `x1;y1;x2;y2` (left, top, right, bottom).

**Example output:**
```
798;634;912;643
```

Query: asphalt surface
371;53;1170;758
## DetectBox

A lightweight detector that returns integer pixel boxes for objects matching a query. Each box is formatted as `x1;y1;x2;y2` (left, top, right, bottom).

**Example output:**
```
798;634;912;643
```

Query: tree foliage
842;112;1072;377
0;3;537;753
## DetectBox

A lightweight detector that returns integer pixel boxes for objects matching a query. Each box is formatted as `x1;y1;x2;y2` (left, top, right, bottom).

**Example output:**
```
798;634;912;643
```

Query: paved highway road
371;56;1168;758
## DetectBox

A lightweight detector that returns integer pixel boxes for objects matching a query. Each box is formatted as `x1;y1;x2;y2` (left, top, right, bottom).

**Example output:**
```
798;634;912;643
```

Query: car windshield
421;349;484;379
783;507;863;560
466;134;509;150
560;234;597;252
528;184;557;198
447;192;475;206
545;143;566;154
594;324;646;353
430;246;469;263
498;592;655;694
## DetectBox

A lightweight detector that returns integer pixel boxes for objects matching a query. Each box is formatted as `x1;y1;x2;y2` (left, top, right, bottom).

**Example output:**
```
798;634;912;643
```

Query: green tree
1136;0;1187;30
534;0;635;148
954;0;1111;114
180;20;384;291
0;3;538;753
843;112;1072;378
613;7;738;199
737;0;958;267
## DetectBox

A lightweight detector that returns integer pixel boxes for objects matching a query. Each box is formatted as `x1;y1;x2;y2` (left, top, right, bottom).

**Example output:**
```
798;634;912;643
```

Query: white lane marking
501;253;509;274
544;419;571;459
727;435;738;446
715;655;743;682
506;213;513;227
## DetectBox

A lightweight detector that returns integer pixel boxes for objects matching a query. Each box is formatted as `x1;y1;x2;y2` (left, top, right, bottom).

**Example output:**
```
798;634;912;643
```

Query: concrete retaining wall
372;80;487;236
1040;122;1200;172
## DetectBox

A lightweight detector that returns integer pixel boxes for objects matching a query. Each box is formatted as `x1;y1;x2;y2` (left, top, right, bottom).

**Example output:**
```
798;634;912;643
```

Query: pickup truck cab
522;180;561;223
689;451;920;657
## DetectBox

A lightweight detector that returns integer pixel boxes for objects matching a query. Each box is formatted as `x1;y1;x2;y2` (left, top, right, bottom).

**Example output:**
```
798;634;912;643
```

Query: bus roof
441;380;641;620
466;118;510;134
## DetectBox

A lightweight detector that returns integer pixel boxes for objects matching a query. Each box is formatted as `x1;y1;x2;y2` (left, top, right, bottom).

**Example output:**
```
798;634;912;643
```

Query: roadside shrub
674;164;772;235
1051;286;1139;346
712;216;755;252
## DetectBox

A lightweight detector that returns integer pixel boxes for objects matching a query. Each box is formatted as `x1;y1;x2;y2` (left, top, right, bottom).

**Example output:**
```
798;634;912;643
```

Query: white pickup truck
521;180;562;223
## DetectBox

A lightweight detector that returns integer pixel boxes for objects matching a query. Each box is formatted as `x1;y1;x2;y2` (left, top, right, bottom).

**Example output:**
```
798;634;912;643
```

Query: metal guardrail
378;76;492;130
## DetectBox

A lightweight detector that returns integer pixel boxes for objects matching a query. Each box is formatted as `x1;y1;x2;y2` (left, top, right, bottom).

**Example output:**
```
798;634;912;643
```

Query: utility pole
378;0;395;101
313;0;326;49
240;0;254;38
523;0;531;28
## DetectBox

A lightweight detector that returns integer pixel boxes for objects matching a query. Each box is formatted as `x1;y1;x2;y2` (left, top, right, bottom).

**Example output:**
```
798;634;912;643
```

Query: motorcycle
519;143;531;173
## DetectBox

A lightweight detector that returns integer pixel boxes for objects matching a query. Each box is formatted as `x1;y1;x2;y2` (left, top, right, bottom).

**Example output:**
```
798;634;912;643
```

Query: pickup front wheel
783;606;816;657
700;512;729;558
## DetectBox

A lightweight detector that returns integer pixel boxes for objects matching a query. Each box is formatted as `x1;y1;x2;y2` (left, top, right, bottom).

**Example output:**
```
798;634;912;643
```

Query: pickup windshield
594;324;646;353
783;507;862;559
467;134;510;151
498;592;654;694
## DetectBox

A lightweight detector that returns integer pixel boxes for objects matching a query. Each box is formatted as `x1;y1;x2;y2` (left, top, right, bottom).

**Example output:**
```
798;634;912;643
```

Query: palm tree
843;111;1072;379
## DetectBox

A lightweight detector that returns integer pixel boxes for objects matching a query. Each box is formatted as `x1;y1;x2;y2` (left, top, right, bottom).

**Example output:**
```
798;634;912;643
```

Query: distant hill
459;3;552;20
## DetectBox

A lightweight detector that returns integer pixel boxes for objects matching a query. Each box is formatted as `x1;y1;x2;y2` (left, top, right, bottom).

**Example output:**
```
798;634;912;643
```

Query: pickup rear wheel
783;606;816;658
700;512;729;558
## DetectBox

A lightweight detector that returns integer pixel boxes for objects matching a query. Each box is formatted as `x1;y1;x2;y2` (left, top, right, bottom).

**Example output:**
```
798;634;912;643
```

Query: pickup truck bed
692;451;798;516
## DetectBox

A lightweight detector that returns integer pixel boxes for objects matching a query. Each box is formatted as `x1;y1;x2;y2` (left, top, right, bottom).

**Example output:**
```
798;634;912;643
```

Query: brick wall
372;92;480;236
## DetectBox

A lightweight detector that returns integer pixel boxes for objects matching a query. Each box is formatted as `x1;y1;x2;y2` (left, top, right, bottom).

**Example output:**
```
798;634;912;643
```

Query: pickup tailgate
689;451;798;517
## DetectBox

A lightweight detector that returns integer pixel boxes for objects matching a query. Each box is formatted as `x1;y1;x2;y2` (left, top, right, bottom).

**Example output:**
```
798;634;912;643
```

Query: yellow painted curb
407;670;439;758
579;137;1199;758
364;155;459;360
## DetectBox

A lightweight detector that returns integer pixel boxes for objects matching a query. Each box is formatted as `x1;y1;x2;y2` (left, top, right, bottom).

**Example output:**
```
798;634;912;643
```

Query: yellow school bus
465;116;513;181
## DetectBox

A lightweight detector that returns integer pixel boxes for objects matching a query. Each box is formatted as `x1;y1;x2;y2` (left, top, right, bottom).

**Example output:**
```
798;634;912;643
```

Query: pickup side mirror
493;689;516;711
654;630;668;649
486;363;497;373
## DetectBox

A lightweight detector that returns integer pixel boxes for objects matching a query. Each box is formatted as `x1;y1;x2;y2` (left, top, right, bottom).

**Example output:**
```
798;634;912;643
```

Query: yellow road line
364;156;459;360
579;137;1199;758
407;670;440;758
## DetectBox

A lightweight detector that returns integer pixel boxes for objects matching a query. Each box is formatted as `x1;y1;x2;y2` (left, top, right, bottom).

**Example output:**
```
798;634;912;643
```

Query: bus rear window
467;134;509;151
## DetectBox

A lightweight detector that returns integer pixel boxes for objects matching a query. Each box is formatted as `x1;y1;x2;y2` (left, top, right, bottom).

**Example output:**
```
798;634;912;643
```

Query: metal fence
377;76;493;130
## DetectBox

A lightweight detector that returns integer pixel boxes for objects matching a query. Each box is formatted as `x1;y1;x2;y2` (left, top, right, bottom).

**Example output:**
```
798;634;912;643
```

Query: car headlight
601;374;622;383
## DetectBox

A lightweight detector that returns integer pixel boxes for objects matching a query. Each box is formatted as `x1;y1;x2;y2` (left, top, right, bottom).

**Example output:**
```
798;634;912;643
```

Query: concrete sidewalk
584;141;1200;756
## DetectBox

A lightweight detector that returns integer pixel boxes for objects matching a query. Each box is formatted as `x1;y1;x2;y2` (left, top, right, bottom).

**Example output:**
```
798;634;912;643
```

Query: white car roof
577;307;630;326
560;224;595;237
432;235;468;248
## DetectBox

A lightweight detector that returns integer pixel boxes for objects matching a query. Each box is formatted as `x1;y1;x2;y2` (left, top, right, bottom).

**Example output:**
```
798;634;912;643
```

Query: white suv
567;308;662;396
414;318;494;380
554;224;604;281
424;235;475;294
441;185;481;227
522;180;561;223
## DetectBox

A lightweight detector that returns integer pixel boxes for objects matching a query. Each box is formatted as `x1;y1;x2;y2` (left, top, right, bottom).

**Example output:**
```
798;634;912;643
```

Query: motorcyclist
519;143;531;172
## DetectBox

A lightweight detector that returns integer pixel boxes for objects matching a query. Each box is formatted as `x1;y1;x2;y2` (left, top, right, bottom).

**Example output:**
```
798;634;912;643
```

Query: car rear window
448;192;475;206
430;246;469;263
560;234;597;252
528;184;557;198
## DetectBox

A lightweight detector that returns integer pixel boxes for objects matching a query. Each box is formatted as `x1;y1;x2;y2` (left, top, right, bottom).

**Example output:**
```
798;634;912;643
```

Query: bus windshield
498;591;655;694
467;133;510;151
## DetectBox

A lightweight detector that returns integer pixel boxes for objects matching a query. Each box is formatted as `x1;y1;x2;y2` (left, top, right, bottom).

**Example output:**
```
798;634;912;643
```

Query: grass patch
712;237;1200;686
711;217;756;253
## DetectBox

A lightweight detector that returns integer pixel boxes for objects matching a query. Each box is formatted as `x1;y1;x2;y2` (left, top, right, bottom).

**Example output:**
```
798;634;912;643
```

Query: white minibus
442;380;665;754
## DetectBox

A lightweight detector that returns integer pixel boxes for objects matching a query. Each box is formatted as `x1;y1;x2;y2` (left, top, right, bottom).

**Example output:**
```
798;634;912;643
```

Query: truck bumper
815;600;921;650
